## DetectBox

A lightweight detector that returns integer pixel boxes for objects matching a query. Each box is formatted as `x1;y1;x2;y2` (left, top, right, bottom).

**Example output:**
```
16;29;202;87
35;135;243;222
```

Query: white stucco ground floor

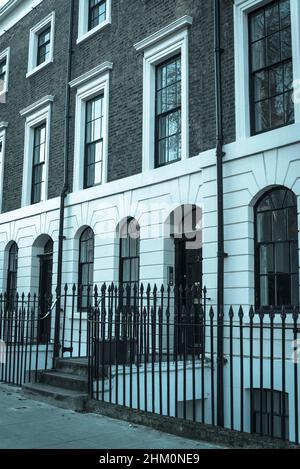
0;128;300;443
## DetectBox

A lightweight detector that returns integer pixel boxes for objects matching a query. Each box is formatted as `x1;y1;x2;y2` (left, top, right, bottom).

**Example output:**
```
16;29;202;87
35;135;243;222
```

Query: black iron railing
0;284;299;444
0;293;53;386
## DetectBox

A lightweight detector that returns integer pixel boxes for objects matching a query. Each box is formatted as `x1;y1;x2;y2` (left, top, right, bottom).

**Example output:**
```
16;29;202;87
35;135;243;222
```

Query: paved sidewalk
0;384;222;449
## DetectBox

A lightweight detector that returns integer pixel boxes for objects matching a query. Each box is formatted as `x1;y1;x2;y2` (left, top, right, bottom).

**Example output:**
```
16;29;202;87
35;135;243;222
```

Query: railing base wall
86;399;300;449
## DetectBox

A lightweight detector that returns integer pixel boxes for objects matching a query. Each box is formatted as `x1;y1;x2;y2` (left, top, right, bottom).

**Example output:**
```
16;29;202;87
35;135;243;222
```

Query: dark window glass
6;243;18;311
155;55;182;167
84;95;104;188
78;228;94;310
119;218;140;299
37;27;51;66
249;0;293;134
255;187;299;308
0;58;7;92
253;389;289;439
31;123;46;204
88;0;106;31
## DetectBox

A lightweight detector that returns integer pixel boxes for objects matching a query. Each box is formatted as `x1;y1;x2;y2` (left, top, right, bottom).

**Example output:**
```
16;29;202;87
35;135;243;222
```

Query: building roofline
0;0;21;20
0;0;44;36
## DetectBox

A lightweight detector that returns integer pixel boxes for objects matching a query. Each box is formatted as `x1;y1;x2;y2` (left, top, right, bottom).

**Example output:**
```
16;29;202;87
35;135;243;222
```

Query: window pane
252;39;266;71
290;243;299;273
38;28;50;46
158;139;167;166
260;244;274;274
267;32;281;66
271;188;286;209
280;0;291;28
166;60;177;85
270;94;284;127
272;209;286;241
33;182;42;204
275;242;289;273
122;259;131;282
254;70;269;101
277;273;291;305
257;211;272;242
265;3;279;35
284;61;293;90
94;160;102;185
86;164;95;188
168;134;181;162
168;110;181;136
255;100;270;132
257;194;273;212
131;258;139;284
260;275;270;306
280;27;292;60
284;90;294;124
251;10;265;41
287;207;298;240
291;274;299;305
269;65;283;95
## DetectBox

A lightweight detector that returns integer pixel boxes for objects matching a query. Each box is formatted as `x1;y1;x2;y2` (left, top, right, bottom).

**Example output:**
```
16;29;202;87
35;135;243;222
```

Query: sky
0;0;8;6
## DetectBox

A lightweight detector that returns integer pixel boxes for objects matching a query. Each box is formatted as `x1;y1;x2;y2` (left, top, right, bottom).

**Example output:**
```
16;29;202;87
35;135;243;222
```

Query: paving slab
0;384;223;449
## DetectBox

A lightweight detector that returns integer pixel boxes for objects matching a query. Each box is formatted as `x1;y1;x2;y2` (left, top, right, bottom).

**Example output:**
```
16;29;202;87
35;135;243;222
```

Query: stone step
55;358;108;379
22;382;88;412
39;370;88;392
54;358;89;377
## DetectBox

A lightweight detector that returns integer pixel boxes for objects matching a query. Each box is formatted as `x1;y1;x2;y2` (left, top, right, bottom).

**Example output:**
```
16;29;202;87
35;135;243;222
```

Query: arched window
78;228;94;309
255;187;299;308
7;242;18;309
119;218;140;292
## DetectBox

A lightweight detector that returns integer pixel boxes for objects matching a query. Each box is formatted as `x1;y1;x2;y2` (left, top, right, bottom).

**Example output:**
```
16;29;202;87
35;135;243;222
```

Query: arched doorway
168;205;203;290
33;235;54;342
6;242;18;311
166;205;203;355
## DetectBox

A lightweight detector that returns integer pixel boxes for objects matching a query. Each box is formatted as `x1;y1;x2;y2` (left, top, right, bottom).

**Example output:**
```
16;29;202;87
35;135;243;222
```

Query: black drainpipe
53;0;74;364
214;0;226;427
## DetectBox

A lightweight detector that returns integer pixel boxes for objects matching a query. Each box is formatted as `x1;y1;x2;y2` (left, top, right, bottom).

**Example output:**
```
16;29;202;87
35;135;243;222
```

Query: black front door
38;251;53;343
175;236;202;291
174;233;203;355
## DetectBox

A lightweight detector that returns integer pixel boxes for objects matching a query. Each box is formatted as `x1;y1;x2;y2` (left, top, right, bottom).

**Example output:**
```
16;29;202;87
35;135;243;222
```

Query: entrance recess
169;205;203;354
38;239;53;343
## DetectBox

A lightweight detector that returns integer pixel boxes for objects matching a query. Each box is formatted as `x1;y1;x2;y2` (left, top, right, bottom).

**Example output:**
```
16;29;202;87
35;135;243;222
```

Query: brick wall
0;0;236;212
0;0;69;213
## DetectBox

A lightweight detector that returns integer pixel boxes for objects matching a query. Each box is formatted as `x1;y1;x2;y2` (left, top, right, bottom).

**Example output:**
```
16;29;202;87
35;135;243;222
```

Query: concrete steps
39;370;88;392
21;358;90;411
22;382;89;411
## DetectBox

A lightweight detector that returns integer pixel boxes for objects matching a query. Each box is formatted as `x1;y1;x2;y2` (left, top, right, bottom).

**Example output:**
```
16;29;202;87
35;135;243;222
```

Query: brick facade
0;0;235;212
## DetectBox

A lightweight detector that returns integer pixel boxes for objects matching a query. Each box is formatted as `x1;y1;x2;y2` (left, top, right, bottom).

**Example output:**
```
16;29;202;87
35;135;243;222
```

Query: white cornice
69;62;113;88
0;0;20;19
133;15;193;52
20;95;54;117
0;0;44;37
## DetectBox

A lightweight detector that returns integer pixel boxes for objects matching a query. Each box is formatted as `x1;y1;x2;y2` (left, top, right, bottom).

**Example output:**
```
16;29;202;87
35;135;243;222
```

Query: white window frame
77;0;112;45
0;125;7;213
0;47;10;98
134;16;192;172
27;11;55;78
234;0;300;140
71;62;112;192
20;99;52;207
